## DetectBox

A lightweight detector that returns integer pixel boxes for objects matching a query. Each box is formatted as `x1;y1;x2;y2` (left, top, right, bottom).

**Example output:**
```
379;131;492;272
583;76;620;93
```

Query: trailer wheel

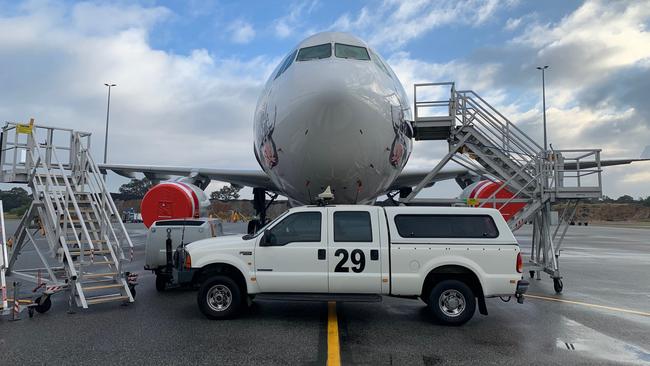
553;278;563;294
34;295;52;314
128;286;137;299
155;275;168;292
197;275;242;320
428;280;475;326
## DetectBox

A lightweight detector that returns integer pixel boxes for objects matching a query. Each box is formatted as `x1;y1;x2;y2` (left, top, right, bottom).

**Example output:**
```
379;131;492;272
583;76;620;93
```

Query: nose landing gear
248;188;278;234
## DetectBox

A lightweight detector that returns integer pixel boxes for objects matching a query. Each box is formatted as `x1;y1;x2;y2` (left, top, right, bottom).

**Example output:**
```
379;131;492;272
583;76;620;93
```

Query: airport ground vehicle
178;205;528;325
144;218;223;291
122;208;143;223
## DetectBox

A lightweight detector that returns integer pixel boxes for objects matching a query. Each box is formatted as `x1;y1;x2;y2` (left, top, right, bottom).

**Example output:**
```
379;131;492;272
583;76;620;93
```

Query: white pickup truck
177;205;528;325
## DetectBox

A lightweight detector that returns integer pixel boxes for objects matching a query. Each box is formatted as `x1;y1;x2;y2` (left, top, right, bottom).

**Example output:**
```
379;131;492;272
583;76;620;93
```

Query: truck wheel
428;280;475;326
34;295;52;314
155;275;167;292
197;275;241;320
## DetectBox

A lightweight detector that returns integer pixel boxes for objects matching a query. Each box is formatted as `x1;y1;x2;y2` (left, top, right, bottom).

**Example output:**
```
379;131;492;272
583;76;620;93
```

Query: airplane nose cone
267;60;411;204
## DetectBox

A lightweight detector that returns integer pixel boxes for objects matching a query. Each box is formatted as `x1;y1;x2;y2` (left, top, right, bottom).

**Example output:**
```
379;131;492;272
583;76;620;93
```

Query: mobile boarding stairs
405;82;603;293
0;122;135;314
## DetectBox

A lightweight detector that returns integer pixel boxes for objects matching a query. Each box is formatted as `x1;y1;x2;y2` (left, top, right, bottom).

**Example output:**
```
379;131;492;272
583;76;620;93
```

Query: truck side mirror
259;230;272;247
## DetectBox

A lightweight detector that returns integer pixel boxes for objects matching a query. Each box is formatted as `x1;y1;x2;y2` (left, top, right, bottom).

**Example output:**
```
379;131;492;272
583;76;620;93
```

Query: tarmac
1;221;649;365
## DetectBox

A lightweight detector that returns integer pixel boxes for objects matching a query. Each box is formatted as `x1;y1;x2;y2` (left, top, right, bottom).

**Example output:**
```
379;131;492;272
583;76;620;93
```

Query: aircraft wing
99;164;279;192
563;158;650;170
393;158;650;190
391;168;474;190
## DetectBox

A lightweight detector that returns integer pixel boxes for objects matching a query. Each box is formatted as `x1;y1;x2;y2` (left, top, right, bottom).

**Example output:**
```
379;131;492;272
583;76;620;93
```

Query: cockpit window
296;43;332;61
335;43;370;60
274;49;297;79
369;49;391;76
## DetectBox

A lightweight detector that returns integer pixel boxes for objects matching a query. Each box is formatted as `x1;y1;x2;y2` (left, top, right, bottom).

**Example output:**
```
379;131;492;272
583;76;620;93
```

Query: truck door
255;211;329;292
327;207;382;293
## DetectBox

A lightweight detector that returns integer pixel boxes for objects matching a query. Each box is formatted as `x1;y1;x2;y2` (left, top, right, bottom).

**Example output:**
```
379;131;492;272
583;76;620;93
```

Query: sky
0;0;649;200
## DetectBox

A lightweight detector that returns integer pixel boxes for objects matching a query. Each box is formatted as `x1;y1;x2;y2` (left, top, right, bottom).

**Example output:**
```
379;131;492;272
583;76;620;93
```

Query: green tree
118;178;153;199
210;185;242;201
0;187;32;211
615;194;634;203
642;196;650;207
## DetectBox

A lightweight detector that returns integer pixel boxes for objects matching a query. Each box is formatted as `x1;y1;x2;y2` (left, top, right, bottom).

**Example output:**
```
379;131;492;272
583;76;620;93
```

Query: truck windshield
245;211;289;239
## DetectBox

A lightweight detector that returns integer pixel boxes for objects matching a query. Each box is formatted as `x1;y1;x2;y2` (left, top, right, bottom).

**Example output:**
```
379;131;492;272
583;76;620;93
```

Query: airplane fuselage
253;32;413;204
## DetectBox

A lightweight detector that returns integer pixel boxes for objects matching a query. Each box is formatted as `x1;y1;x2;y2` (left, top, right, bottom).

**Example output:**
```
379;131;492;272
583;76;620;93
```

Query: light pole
536;66;549;151
103;83;116;165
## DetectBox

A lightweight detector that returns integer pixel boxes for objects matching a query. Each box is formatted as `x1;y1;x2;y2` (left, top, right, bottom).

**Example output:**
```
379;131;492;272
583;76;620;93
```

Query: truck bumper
173;268;196;285
515;279;529;304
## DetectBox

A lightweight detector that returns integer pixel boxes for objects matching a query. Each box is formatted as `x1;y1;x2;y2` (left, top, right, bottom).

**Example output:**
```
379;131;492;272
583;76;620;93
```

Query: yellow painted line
527;294;650;317
327;301;341;366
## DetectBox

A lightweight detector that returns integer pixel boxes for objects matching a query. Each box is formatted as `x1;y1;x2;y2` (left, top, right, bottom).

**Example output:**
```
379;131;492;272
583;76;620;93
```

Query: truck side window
267;212;321;246
394;214;499;239
334;211;372;242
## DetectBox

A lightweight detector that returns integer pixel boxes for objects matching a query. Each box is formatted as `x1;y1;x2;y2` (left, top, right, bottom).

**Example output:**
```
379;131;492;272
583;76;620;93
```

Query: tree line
1;177;647;218
115;178;242;201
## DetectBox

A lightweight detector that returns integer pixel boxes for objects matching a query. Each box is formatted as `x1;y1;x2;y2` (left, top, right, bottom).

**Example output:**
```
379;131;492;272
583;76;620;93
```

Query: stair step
83;272;118;279
81;278;117;285
85;294;129;305
66;239;107;244
70;200;92;204
68;249;111;255
83;283;124;291
91;260;115;265
76;260;115;266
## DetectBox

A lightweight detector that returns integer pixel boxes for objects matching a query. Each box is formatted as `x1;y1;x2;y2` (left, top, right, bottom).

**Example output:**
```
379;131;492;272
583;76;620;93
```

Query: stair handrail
457;94;541;160
80;157;127;266
457;90;543;154
456;108;538;171
84;149;134;258
477;158;540;209
24;132;82;279
456;94;541;162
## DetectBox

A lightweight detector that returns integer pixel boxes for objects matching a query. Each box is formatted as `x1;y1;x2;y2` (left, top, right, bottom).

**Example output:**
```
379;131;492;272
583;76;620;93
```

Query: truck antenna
316;186;334;206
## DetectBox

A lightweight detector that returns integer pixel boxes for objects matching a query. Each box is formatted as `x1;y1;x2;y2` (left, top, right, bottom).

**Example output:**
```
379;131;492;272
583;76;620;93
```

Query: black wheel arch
193;263;248;296
421;265;487;315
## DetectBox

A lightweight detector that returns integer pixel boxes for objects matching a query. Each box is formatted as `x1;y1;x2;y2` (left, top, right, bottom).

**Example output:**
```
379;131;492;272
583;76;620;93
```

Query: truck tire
197;275;242;320
428;280;476;326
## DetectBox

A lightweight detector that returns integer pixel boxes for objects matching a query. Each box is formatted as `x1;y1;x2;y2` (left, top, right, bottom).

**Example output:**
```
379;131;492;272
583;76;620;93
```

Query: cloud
385;0;650;198
0;2;277;193
227;19;256;44
504;17;522;31
272;0;320;39
331;0;515;50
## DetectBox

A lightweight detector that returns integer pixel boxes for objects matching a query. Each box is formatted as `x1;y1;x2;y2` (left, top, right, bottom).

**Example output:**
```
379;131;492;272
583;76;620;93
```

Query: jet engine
140;181;210;228
459;180;526;221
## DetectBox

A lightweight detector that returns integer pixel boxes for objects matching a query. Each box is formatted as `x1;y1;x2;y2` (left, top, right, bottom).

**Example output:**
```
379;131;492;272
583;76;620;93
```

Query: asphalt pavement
1;222;649;365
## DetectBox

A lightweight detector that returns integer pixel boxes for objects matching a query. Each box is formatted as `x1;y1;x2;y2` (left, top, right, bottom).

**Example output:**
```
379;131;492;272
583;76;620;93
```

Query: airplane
101;32;650;230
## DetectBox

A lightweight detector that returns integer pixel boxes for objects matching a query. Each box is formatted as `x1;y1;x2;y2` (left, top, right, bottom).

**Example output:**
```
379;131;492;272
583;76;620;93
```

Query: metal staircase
1;121;135;309
405;83;603;292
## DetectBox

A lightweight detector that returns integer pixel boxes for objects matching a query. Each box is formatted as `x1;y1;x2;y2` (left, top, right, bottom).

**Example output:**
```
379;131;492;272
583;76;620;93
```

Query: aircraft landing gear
249;188;278;234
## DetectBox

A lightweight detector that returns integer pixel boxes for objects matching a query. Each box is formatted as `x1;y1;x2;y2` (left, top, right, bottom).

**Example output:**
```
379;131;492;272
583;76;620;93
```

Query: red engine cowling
460;180;526;221
140;181;209;228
